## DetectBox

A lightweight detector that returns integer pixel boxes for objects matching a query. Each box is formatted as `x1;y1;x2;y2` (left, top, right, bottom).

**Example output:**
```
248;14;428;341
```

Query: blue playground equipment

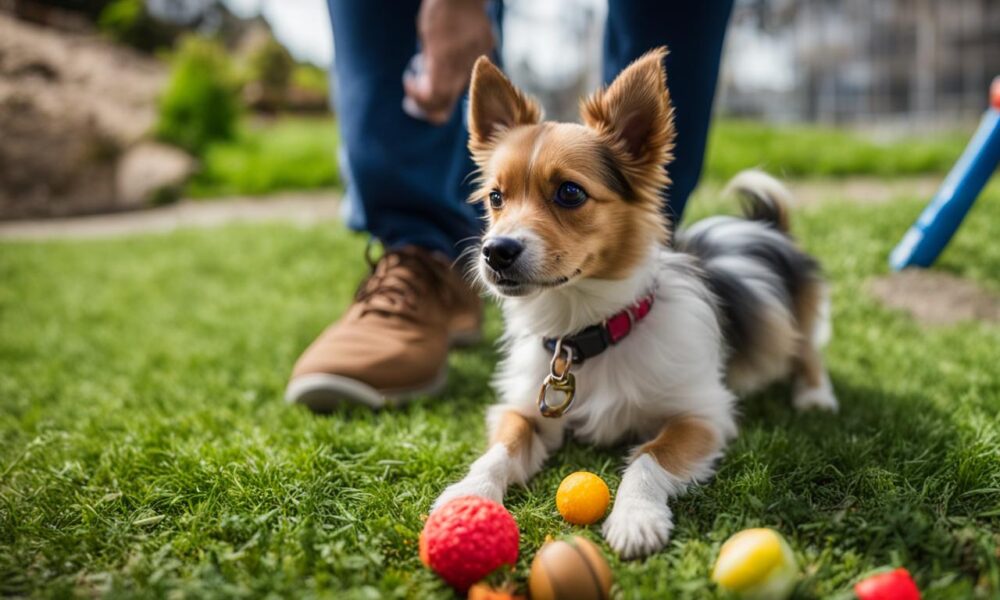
889;77;1000;270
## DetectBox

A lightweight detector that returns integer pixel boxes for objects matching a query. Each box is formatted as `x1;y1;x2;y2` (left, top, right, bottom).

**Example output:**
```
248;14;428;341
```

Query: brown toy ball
528;536;613;600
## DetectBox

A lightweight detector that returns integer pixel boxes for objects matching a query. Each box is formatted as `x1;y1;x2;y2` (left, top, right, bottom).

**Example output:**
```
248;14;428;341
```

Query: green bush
188;117;340;197
98;0;175;51
155;36;240;154
98;0;141;39
291;64;329;96
247;37;294;94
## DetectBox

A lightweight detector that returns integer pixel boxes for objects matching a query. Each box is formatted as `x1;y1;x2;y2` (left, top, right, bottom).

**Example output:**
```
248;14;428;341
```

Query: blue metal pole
889;107;1000;270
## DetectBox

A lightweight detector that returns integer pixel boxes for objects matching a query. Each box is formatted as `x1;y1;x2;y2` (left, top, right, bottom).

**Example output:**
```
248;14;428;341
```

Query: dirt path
786;175;941;206
0;175;942;241
690;175;941;206
869;270;999;326
0;192;341;241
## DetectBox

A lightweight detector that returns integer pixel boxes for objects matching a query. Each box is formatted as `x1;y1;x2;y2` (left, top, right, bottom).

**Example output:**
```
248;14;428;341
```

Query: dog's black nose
482;237;523;271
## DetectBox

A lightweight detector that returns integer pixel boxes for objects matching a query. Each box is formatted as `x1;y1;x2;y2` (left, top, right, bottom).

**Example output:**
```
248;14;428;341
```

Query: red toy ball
420;496;519;591
854;568;921;600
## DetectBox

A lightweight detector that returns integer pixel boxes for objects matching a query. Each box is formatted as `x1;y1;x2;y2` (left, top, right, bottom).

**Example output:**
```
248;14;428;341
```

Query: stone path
0;192;341;241
0;176;943;241
6;177;994;327
785;175;941;206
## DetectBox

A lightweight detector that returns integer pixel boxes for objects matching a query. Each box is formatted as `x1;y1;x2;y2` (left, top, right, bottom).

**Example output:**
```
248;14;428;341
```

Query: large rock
116;142;197;208
0;13;192;219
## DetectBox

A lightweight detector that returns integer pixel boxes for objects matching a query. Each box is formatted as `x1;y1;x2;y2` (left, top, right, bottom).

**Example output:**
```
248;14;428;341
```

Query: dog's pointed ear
581;48;675;170
468;56;541;152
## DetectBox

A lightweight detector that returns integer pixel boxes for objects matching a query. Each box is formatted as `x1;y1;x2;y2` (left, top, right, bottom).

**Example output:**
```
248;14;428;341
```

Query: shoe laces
355;242;452;319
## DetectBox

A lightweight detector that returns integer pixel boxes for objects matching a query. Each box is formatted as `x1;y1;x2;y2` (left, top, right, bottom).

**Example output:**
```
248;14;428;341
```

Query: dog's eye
554;182;587;208
489;190;504;209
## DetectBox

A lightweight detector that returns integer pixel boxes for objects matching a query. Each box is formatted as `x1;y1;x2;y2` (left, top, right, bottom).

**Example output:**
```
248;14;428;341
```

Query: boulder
0;13;188;219
115;141;198;208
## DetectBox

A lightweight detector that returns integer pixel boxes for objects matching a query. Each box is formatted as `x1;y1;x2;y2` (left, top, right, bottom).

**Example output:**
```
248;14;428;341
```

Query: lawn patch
705;120;969;181
1;186;998;598
187;117;340;198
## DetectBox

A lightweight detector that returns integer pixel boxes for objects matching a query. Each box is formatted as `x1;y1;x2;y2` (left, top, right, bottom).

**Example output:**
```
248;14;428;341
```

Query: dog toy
528;536;613;600
419;496;519;591
712;528;798;600
555;471;611;525
854;568;921;600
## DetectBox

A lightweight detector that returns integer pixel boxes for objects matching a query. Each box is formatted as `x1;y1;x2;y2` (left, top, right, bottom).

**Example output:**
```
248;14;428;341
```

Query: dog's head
468;48;675;298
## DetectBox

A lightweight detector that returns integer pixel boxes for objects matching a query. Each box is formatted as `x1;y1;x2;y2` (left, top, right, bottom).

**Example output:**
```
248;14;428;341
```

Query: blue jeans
327;0;733;257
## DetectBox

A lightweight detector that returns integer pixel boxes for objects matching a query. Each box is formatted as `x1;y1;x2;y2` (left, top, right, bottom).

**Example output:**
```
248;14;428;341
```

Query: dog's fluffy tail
725;169;792;233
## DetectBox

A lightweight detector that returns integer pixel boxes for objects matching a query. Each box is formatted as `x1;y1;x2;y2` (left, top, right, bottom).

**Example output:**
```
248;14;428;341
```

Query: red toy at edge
420;496;519;591
854;568;921;600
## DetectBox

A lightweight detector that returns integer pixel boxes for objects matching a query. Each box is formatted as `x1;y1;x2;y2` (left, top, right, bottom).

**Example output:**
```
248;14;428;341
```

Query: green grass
2;183;999;598
187;117;340;198
704;120;969;181
182;117;971;200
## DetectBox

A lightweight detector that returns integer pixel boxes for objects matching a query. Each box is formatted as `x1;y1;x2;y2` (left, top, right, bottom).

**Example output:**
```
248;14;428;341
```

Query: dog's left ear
581;48;675;172
468;56;541;156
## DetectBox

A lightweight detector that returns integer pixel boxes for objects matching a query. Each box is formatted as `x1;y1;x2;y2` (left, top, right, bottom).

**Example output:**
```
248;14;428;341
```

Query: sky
217;0;612;84
216;0;792;93
221;0;333;66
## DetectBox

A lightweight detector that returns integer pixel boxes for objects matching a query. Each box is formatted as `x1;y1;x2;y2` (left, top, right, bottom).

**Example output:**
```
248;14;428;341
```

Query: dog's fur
433;49;837;559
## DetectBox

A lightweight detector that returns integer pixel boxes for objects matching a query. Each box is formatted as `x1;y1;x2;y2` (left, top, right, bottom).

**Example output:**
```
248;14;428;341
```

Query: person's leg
288;2;487;411
603;0;734;225
327;0;480;257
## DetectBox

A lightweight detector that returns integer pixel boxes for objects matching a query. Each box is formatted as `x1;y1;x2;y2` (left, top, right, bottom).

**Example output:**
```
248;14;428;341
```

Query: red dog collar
542;291;655;365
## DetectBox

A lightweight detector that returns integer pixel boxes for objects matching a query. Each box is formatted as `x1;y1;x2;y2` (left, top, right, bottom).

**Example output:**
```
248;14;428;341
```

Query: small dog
433;48;837;559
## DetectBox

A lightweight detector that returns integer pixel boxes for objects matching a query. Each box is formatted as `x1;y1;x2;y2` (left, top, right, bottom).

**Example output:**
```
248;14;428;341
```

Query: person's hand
404;0;494;124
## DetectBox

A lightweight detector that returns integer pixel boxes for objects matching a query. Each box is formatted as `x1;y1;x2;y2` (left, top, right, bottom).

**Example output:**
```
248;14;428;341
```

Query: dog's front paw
431;476;504;512
793;384;839;412
602;496;673;559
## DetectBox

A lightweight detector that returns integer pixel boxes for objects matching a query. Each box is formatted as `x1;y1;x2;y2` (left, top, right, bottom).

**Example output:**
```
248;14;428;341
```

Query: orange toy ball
529;536;613;600
467;583;525;600
556;472;611;525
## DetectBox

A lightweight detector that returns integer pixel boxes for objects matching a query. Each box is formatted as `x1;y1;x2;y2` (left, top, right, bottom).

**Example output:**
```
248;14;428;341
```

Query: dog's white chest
560;356;672;446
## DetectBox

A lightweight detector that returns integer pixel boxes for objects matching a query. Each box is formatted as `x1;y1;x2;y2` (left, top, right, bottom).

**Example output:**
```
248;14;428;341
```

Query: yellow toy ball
712;528;798;600
555;472;610;525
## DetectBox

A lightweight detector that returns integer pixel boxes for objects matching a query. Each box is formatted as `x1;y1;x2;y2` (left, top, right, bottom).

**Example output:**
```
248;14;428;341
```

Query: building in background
720;0;1000;128
502;0;605;123
506;0;1000;129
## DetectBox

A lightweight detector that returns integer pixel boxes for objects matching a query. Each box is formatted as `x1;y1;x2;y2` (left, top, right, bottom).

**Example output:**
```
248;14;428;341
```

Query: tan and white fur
433;49;837;559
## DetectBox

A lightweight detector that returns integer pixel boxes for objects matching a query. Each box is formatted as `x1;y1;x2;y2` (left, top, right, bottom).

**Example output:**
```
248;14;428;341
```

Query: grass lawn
181;116;970;200
703;120;969;181
2;180;999;598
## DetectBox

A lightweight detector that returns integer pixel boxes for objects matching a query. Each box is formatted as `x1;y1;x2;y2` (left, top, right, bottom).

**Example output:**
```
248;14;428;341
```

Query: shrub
291;64;329;96
247;37;294;94
98;0;141;40
188;117;340;197
155;36;240;154
98;0;175;51
240;36;295;111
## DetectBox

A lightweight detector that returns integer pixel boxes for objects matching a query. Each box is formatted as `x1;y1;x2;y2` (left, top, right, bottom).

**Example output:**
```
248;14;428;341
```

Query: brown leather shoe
286;245;482;411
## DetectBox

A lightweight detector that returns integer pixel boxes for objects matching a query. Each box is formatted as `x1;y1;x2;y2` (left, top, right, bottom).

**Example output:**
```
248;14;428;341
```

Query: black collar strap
542;291;655;364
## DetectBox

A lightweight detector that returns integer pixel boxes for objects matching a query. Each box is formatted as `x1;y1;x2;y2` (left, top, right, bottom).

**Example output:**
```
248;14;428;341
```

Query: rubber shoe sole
284;366;448;412
285;326;478;412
